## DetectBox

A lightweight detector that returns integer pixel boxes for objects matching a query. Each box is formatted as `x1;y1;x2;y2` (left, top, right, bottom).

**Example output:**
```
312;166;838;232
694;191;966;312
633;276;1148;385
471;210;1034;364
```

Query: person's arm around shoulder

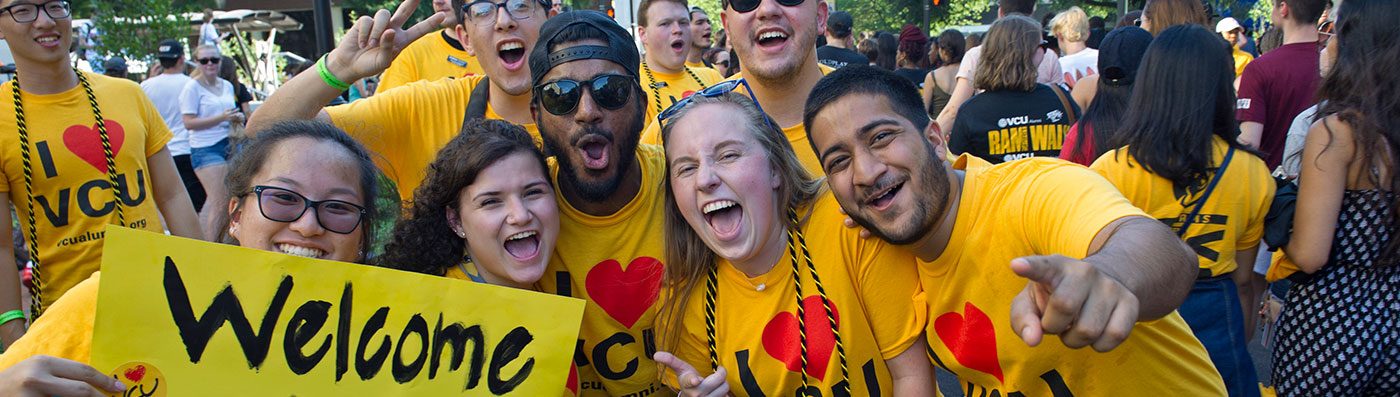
0;196;23;347
246;0;445;135
147;148;202;240
1284;116;1353;273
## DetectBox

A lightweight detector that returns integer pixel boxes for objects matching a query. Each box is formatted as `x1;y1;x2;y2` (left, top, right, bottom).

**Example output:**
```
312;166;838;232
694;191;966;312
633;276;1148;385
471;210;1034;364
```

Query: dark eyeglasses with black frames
197;57;220;65
533;74;637;116
723;0;804;13
250;185;366;235
462;0;549;26
0;0;70;23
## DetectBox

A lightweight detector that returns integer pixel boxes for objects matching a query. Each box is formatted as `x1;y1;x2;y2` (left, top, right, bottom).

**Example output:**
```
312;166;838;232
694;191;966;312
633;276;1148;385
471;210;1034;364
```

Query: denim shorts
190;138;230;170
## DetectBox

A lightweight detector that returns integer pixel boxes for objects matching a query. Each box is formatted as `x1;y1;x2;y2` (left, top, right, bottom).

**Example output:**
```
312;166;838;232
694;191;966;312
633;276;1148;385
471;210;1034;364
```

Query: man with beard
641;0;836;177
686;6;715;69
375;0;486;93
248;0;554;202
805;66;1227;395
527;11;669;397
636;0;723;122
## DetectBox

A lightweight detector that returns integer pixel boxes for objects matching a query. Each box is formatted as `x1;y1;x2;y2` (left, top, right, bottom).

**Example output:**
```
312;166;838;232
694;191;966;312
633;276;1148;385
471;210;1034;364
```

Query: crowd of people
0;0;1394;395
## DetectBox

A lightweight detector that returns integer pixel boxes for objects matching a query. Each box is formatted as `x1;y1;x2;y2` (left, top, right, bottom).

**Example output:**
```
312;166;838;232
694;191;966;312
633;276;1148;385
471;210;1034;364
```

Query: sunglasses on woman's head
724;0;804;13
657;79;774;130
533;74;636;116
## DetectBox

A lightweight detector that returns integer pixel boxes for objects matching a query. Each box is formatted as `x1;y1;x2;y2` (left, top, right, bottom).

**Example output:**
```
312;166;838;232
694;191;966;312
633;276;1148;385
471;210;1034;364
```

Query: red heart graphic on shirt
681;90;697;98
123;364;145;383
566;364;578;394
584;257;664;329
934;302;1004;384
62;121;126;174
761;295;840;380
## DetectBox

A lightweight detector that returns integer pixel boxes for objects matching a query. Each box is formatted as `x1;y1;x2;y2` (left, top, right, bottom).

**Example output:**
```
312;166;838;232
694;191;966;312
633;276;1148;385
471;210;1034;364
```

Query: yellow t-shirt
0;74;172;303
1230;47;1254;78
0;271;99;369
921;155;1225;396
685;61;709;70
1091;136;1275;276
535;144;669;396
325;76;539;202
661;192;925;396
640;64;836;177
376;29;485;94
442;261;581;396
640;65;724;123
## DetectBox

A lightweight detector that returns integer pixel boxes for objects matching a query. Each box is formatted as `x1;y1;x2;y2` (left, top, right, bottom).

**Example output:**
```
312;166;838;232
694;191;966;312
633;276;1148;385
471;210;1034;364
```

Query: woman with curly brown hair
378;119;559;290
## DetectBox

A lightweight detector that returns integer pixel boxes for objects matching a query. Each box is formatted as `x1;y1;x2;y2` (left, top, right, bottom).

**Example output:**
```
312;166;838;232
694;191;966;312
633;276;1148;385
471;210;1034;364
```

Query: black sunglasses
658;79;773;130
724;0;804;13
250;185;366;235
197;57;220;65
533;74;636;116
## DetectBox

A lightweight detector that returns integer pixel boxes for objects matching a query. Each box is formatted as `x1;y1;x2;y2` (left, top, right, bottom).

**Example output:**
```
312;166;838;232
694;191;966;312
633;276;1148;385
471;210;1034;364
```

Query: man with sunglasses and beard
806;65;1227;396
527;11;670;397
248;0;555;203
640;0;836;177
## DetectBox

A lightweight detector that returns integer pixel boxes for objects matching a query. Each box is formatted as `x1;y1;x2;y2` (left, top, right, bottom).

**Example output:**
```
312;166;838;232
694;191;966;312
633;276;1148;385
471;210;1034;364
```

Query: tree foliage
85;0;199;61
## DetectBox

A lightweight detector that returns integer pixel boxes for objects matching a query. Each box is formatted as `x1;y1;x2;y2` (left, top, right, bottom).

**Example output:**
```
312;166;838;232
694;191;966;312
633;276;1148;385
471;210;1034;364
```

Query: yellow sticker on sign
90;227;584;396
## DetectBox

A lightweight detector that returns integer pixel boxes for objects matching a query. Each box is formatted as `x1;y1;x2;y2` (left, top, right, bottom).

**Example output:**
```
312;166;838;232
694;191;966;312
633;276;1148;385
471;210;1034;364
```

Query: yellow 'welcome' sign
90;227;584;395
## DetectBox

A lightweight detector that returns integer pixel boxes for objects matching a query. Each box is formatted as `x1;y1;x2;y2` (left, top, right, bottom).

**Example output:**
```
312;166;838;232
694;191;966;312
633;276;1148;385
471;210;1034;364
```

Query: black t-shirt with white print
949;84;1080;164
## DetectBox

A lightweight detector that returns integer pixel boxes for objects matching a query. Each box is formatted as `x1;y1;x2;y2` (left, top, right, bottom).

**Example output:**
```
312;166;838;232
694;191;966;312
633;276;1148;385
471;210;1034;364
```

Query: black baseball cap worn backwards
528;10;641;87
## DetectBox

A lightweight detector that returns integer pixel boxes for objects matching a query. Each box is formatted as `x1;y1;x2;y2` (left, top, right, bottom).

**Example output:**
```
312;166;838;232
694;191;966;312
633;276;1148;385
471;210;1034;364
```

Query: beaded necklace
10;67;124;320
703;209;849;392
641;60;708;115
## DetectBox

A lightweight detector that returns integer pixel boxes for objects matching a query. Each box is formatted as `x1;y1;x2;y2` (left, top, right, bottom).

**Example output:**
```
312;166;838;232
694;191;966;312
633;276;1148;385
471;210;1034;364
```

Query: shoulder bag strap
1175;146;1236;237
460;76;491;134
1049;83;1077;126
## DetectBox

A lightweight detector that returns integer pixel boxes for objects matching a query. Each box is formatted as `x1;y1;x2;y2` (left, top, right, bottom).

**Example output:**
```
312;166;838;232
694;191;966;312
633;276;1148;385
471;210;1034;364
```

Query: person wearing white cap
1216;17;1253;78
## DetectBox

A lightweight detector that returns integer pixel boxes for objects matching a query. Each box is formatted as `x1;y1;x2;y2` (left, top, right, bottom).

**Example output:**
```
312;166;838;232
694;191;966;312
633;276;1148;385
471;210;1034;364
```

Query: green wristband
0;309;24;326
316;55;352;91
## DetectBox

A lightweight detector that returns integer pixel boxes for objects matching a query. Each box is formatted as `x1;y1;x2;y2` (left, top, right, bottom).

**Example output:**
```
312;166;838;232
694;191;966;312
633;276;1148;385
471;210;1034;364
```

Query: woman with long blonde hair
651;88;932;396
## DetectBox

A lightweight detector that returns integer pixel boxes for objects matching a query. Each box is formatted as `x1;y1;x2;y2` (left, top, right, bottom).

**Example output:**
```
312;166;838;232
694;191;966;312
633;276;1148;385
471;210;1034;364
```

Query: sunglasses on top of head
723;0;804;13
533;74;637;116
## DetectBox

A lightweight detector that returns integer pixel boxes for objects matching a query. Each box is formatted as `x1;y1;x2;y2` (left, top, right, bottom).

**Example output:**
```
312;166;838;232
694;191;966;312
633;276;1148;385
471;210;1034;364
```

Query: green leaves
87;0;196;62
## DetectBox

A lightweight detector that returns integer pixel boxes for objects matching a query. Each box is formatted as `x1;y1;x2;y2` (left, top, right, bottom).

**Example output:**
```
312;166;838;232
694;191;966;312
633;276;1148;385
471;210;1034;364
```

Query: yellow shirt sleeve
325;76;475;193
1017;159;1147;257
0;272;99;370
852;233;926;359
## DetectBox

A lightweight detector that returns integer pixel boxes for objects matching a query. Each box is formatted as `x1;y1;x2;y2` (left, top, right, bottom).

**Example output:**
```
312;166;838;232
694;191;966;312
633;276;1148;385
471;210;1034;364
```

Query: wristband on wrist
0;309;24;326
316;55;352;91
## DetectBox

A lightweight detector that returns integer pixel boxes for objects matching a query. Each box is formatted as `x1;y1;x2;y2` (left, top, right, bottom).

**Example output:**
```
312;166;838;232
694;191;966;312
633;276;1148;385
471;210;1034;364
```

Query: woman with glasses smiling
0;0;202;350
181;44;244;240
0;120;384;395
